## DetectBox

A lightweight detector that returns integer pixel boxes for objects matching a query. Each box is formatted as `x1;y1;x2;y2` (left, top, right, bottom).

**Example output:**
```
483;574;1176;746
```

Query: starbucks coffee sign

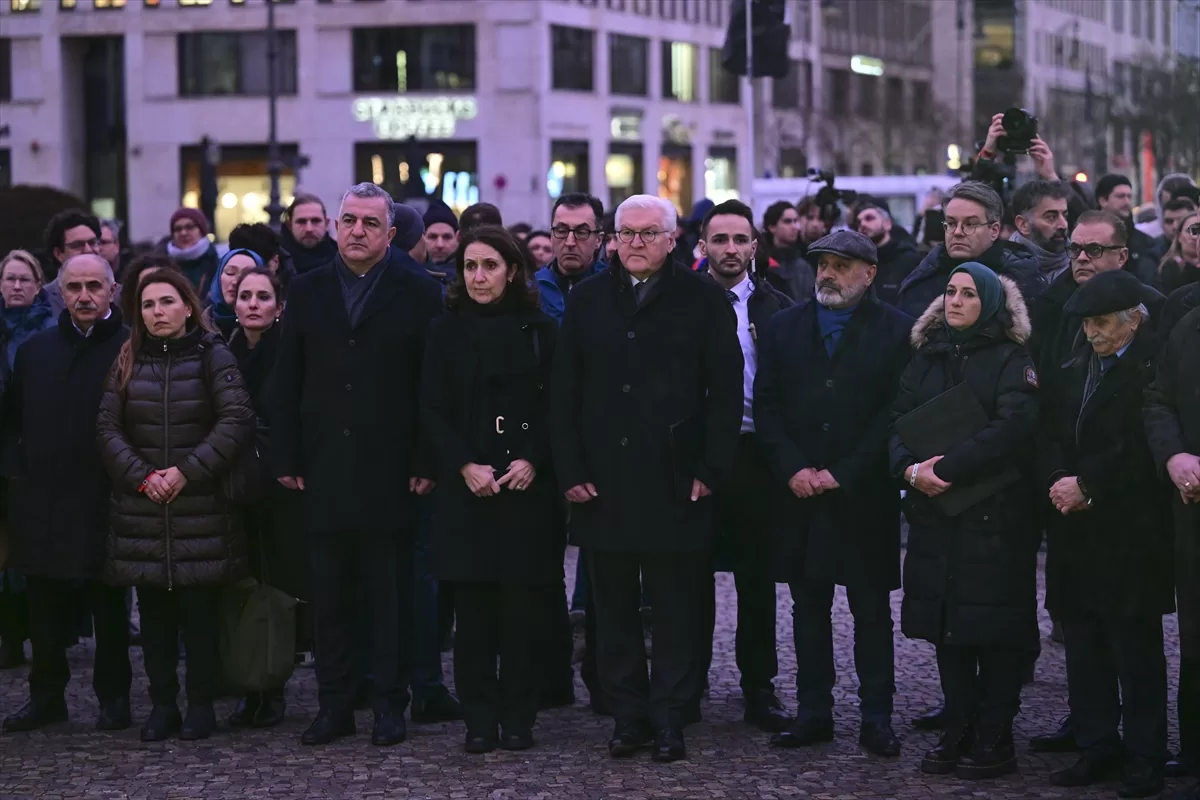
354;97;479;140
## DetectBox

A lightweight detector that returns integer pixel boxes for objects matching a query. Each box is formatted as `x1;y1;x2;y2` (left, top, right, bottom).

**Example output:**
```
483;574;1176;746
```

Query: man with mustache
1011;180;1071;281
1;254;132;733
754;230;914;757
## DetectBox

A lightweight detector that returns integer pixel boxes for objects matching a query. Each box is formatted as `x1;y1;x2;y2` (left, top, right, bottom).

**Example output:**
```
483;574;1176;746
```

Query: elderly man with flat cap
754;230;914;756
1040;269;1172;798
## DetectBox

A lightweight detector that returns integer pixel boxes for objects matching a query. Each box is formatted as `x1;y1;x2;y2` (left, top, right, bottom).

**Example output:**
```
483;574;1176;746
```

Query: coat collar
909;274;1032;349
1069;327;1158;424
56;306;125;344
319;248;412;330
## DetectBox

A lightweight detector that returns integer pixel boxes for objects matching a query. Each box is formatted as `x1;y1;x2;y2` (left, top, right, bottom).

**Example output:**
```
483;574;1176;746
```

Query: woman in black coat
97;269;256;743
419;226;563;754
889;263;1040;781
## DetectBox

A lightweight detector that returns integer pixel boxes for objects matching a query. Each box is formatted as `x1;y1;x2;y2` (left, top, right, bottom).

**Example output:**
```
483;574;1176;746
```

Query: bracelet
909;464;919;487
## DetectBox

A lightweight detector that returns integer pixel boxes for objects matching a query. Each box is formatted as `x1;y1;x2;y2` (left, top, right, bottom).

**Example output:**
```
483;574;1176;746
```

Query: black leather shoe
3;699;68;732
96;696;132;731
500;728;534;751
608;719;654;758
140;705;182;742
227;694;262;728
1166;753;1192;778
744;690;792;733
371;710;406;746
956;727;1016;780
0;640;26;670
770;717;834;749
251;693;285;728
920;725;975;775
1030;716;1077;753
652;726;686;763
465;730;498;754
860;721;901;757
912;704;946;731
1050;753;1123;787
1119;757;1165;799
300;708;355;746
179;705;216;741
411;689;462;724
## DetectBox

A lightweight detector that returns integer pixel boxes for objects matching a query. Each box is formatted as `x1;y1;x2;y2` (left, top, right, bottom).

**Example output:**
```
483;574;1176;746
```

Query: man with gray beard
754;231;914;756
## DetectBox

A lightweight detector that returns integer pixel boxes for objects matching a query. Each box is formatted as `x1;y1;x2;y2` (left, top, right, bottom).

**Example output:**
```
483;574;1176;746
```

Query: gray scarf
1011;232;1069;281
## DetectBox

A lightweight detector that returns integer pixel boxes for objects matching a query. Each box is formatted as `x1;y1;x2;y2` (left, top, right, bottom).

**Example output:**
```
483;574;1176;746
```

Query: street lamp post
265;0;284;232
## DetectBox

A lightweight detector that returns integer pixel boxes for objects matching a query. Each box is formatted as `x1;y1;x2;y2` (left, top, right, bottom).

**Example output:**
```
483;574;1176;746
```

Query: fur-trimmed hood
910;274;1031;349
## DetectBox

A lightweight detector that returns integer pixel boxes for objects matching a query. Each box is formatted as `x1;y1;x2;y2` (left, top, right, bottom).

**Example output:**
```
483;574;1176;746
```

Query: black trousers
790;580;895;723
1061;607;1168;761
310;529;413;713
454;581;549;734
539;573;575;700
936;643;1023;733
590;550;706;728
138;585;219;708
700;434;779;695
1180;657;1200;769
26;576;131;706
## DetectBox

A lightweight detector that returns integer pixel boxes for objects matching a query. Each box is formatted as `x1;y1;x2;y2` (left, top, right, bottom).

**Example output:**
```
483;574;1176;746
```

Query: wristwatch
1076;476;1091;498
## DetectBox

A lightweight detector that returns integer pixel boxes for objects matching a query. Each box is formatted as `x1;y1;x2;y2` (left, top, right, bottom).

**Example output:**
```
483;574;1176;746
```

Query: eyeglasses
617;229;664;243
1;274;36;286
64;239;100;253
1067;243;1125;259
551;225;597;241
942;220;990;236
1184;223;1200;237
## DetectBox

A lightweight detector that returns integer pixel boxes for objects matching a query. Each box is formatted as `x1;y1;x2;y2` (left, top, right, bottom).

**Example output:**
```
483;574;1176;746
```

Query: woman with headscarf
204;249;263;341
889;262;1040;781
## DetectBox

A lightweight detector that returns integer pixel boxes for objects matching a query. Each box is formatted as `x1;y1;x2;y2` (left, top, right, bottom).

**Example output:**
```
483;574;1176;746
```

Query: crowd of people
0;129;1199;799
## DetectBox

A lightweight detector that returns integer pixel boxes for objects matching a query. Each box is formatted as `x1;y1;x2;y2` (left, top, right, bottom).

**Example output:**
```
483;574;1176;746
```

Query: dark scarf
458;291;538;378
815;302;857;356
281;228;338;275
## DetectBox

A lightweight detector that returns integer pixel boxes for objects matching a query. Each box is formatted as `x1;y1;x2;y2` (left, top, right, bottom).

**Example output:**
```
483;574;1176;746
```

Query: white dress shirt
726;274;757;433
72;308;113;338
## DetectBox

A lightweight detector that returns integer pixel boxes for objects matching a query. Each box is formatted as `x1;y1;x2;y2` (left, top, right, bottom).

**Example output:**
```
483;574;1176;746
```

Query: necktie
1100;355;1118;375
726;290;738;305
633;281;647;305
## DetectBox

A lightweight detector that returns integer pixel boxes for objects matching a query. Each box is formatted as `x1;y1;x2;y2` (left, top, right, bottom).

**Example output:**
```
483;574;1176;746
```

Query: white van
752;174;962;235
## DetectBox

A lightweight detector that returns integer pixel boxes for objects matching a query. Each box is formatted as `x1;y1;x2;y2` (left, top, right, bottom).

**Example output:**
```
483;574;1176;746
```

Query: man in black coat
1145;306;1200;795
0;254;131;732
896;181;1046;320
551;194;743;763
1041;271;1172;798
1096;174;1161;286
281;193;339;275
854;204;922;307
694;200;794;733
754;230;913;757
271;183;444;748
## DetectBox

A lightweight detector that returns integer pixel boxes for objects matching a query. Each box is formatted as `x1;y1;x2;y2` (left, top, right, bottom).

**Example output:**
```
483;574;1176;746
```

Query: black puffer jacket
97;328;256;588
890;276;1041;649
895;240;1045;321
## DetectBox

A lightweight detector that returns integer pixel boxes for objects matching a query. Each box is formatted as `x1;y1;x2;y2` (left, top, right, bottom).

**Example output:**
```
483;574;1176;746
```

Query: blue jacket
535;259;606;325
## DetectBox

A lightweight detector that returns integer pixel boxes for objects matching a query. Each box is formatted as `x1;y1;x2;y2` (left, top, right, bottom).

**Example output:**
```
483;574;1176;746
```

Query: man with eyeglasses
534;193;607;325
551;194;742;763
41;210;105;318
97;220;122;277
895;181;1044;321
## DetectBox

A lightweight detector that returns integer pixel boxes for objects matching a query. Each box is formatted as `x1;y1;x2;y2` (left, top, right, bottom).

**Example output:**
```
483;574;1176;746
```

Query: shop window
607;143;643;209
704;147;738;204
549;141;590;198
180;144;299;240
658;144;692;214
354;141;479;214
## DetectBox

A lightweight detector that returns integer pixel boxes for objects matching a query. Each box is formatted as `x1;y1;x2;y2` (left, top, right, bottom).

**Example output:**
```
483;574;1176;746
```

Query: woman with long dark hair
420;225;564;753
97;269;256;743
118;253;181;322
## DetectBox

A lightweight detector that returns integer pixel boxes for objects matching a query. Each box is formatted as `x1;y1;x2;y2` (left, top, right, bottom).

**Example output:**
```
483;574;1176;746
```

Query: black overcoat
269;249;444;535
754;296;913;588
1041;327;1173;617
550;260;744;554
1145;308;1200;656
2;311;128;581
420;302;565;583
889;278;1042;649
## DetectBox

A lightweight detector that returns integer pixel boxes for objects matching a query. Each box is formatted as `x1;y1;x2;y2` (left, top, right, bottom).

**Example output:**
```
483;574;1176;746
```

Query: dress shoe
96;696;132;731
500;729;534;751
140;705;182;742
770;717;834;748
300;708;355;746
252;693;286;728
955;726;1016;780
912;704;946;731
1166;753;1192;778
371;710;407;746
179;705;216;741
652;726;686;762
411;689;463;723
465;730;498;754
0;640;26;670
227;694;262;728
1119;757;1165;799
1050;753;1123;787
743;690;792;733
2;699;68;732
1030;716;1077;753
859;720;901;757
920;725;975;775
608;719;654;758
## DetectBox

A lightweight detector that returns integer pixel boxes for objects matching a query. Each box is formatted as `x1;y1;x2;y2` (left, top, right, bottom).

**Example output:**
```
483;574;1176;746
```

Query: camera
806;169;858;226
997;107;1039;155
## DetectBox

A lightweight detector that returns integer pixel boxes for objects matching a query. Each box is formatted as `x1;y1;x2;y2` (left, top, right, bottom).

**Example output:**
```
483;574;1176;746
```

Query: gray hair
1115;303;1150;325
946;181;1004;224
339;182;396;227
615;194;677;233
58;253;115;286
99;218;123;239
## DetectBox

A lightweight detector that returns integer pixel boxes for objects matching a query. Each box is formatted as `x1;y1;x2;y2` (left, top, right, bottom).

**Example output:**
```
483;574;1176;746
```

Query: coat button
521;423;529;430
627;331;635;339
349;339;356;347
825;379;834;388
622;384;630;392
620;437;628;446
822;422;831;431
343;429;351;437
345;384;352;391
983;515;989;521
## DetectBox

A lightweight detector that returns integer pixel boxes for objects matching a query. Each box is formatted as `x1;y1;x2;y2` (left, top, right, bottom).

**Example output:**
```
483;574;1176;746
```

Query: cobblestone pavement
0;550;1189;799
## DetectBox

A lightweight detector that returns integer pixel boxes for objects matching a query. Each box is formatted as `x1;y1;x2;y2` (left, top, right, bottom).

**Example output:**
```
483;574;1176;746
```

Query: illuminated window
354;26;476;93
658;144;692;213
607;143;643;209
180;144;299;241
178;31;298;97
548;140;590;198
10;0;42;11
661;41;697;102
179;0;214;6
704;147;738;204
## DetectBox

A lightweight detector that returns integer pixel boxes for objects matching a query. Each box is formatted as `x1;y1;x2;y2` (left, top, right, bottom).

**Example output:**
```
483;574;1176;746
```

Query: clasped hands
788;468;841;499
462;460;535;498
144;467;187;505
1049;476;1089;515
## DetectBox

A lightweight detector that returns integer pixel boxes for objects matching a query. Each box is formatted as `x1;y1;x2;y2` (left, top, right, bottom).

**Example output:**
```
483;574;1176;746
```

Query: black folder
894;382;1020;516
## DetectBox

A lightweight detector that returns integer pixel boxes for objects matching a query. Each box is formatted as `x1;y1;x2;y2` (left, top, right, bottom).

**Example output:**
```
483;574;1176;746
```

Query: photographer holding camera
977;111;1060;183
